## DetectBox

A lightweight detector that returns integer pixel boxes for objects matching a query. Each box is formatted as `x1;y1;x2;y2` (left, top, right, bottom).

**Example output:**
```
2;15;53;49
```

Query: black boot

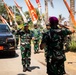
23;65;27;72
27;65;31;72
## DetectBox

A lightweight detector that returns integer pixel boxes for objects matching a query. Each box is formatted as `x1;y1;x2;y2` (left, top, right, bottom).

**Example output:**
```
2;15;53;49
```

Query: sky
3;0;76;22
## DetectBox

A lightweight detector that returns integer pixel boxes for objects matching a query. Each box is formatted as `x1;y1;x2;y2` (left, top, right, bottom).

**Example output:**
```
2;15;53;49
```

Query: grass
68;40;76;52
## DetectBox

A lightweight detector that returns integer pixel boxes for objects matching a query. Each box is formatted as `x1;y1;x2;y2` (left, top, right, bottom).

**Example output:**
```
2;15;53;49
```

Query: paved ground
0;44;76;75
0;45;47;75
34;50;76;75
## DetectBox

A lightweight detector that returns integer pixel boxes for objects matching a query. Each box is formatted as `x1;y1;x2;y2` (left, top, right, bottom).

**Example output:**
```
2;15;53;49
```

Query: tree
0;4;7;19
44;0;48;24
69;0;75;25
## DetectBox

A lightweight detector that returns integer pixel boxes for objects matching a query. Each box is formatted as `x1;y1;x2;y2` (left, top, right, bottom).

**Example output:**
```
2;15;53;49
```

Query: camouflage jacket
32;28;41;40
41;28;72;58
16;29;32;48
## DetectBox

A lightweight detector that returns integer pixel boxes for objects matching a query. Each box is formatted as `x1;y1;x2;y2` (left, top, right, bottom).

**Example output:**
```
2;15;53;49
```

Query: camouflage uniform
41;28;72;75
12;26;19;49
32;28;41;53
15;34;19;48
43;23;51;34
43;28;50;34
16;23;32;72
43;24;51;60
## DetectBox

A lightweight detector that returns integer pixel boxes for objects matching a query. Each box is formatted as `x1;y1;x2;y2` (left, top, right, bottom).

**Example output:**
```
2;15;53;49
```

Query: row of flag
0;0;54;25
0;0;41;25
0;0;76;27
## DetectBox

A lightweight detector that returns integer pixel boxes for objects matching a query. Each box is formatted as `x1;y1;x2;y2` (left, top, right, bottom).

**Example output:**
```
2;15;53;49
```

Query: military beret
49;16;59;24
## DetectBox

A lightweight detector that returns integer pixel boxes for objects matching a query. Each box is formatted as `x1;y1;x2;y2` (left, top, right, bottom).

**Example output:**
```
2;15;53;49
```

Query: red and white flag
14;0;27;23
6;9;13;26
36;0;41;8
35;0;42;15
24;0;38;24
2;0;18;25
36;0;45;27
0;15;9;25
9;18;12;26
2;0;15;19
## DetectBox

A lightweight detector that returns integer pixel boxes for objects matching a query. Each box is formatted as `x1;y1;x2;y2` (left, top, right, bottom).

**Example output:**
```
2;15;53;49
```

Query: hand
40;43;45;50
32;37;35;40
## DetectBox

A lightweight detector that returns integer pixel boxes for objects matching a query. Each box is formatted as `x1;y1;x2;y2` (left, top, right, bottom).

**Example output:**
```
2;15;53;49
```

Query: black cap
46;23;50;26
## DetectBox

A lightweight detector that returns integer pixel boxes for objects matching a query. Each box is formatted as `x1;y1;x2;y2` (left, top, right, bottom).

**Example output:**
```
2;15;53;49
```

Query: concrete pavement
0;45;47;75
0;44;76;75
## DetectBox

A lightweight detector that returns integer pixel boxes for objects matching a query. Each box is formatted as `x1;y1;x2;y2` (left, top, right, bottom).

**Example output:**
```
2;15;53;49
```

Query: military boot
27;65;31;72
23;65;27;72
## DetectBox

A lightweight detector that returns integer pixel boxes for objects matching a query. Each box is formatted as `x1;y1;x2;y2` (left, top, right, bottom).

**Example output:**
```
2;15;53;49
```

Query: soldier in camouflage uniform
15;26;19;49
11;25;19;49
40;16;75;75
63;21;71;51
32;24;41;54
43;23;51;61
16;23;32;72
43;23;51;33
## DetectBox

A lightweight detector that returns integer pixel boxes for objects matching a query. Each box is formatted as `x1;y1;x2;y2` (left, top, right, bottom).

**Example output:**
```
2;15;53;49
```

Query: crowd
14;16;75;75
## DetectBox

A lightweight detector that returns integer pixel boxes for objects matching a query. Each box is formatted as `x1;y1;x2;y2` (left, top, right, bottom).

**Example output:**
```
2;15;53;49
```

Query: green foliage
0;4;7;19
68;40;76;52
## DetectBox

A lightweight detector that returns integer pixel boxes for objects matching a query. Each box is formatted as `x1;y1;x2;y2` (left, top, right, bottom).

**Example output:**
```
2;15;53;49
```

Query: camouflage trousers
46;57;65;75
16;38;19;48
33;40;39;53
20;45;31;67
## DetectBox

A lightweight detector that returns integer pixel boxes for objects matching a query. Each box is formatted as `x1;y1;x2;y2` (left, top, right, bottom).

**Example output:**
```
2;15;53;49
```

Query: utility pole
70;0;75;26
44;0;48;24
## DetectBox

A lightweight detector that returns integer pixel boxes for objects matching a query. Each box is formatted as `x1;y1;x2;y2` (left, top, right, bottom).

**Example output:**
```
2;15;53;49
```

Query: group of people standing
15;16;75;75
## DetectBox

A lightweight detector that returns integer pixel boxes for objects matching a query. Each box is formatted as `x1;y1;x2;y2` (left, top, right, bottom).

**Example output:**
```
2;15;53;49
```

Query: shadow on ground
17;73;27;75
0;51;19;59
67;62;76;64
30;66;40;70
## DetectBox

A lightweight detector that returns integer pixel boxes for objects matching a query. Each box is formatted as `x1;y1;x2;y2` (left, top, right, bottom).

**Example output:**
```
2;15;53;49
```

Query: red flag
35;0;41;15
36;0;39;3
36;0;41;7
24;0;38;24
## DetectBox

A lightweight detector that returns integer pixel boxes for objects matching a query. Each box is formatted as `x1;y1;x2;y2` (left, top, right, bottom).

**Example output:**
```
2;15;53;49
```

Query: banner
6;9;13;26
24;0;38;24
36;0;42;15
36;0;41;8
63;0;76;26
14;0;27;23
0;15;9;25
2;0;15;19
2;0;18;25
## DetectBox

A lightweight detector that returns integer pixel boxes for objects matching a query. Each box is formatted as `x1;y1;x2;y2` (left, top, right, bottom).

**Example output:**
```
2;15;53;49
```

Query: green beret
24;23;28;26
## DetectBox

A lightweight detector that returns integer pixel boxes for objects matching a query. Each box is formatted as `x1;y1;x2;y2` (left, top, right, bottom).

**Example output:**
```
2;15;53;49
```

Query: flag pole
63;0;76;26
